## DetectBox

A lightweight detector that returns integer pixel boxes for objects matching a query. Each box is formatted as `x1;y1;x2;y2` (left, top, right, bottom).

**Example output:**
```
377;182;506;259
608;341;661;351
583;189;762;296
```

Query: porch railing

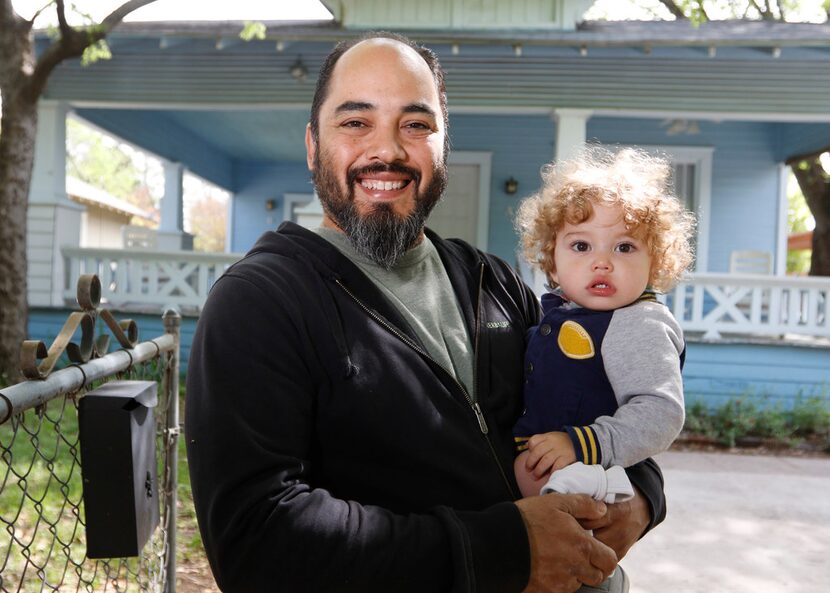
665;272;830;339
63;247;242;311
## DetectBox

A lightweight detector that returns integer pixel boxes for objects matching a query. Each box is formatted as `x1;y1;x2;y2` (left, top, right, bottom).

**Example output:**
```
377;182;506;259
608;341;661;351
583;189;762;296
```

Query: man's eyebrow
403;103;437;117
334;101;374;114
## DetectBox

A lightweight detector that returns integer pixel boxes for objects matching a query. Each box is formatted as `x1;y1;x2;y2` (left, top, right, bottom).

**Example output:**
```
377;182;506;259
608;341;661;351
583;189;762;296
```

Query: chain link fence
0;287;180;593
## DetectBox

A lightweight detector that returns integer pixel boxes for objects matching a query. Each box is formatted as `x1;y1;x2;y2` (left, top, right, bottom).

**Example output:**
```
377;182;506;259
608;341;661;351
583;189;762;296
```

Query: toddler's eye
570;241;590;252
616;242;636;253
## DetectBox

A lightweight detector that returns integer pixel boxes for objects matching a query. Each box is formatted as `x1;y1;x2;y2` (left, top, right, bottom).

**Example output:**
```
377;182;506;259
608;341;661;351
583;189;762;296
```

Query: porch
60;246;830;342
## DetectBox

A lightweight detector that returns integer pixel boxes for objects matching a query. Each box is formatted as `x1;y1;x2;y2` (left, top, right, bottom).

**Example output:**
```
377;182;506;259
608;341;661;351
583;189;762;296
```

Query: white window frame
638;145;714;273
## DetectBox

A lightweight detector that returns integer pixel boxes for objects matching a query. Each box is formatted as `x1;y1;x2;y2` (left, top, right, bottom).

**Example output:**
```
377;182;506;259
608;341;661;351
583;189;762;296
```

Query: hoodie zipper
335;270;517;499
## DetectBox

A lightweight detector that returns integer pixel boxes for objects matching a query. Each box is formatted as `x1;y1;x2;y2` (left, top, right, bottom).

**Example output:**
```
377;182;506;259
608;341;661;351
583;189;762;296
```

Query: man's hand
578;487;650;560
525;431;576;478
516;493;617;593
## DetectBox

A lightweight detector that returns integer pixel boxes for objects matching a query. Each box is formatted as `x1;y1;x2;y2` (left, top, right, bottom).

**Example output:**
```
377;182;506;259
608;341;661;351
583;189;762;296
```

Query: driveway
621;450;830;593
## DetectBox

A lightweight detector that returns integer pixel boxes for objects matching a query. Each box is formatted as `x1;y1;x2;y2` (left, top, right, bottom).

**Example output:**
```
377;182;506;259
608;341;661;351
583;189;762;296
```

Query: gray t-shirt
315;227;475;397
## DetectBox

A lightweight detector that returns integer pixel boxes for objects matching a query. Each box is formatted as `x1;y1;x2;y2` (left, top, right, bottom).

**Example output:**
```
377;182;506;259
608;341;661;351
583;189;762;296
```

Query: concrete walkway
621;450;830;593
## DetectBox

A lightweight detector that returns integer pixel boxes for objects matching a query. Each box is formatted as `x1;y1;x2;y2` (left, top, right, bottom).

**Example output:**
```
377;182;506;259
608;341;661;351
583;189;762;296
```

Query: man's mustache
347;163;421;187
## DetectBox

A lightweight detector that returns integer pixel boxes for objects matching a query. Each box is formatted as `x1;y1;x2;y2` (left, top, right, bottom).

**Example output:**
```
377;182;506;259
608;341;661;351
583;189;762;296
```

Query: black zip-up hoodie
186;222;665;593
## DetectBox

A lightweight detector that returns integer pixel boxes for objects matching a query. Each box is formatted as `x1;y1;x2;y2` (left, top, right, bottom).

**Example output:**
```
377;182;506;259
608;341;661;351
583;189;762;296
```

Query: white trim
225;191;235;254
775;164;789;276
283;192;316;223
447;151;492;250
629;145;714;273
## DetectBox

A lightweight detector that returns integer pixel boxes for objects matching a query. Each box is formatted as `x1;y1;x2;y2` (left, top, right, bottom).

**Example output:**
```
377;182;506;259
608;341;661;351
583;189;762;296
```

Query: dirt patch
178;556;220;593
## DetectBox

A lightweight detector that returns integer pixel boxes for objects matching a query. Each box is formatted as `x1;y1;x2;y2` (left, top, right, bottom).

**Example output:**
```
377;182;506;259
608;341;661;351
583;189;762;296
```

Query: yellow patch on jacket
557;320;595;360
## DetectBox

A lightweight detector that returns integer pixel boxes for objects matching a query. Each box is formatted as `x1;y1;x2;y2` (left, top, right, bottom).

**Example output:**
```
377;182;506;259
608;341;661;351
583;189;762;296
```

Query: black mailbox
78;380;160;559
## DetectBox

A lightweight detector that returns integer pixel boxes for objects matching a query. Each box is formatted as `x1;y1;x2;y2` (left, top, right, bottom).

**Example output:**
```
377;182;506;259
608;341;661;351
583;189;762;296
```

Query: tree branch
657;0;688;20
26;0;156;102
29;0;56;24
55;0;71;37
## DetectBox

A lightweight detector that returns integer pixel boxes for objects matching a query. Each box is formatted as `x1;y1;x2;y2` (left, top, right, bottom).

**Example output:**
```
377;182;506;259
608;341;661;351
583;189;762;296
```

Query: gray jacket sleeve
595;301;685;468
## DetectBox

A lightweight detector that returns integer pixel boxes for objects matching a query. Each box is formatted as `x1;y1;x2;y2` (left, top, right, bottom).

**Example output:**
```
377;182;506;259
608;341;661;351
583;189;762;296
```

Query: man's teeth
361;179;406;191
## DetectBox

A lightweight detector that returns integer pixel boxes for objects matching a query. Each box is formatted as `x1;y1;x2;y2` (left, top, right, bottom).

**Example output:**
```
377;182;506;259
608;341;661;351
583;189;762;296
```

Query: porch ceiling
43;19;830;190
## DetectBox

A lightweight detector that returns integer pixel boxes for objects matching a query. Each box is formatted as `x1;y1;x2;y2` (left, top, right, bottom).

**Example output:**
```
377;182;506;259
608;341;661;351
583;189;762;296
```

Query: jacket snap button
540;324;551;336
526;362;533;373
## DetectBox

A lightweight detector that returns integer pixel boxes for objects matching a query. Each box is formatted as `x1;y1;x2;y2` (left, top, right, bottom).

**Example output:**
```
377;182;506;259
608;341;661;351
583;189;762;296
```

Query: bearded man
186;32;665;593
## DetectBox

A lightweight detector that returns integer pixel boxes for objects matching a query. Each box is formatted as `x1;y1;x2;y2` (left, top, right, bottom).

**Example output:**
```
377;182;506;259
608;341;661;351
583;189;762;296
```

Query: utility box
78;380;160;558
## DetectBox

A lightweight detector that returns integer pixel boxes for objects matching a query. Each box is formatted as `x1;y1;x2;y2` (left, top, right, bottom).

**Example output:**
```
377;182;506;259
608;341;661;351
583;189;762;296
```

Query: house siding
683;340;830;408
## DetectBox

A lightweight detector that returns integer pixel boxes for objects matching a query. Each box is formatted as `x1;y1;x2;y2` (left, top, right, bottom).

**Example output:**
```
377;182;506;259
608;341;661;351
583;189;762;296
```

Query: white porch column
157;161;193;250
553;108;593;162
27;101;82;308
524;109;595;297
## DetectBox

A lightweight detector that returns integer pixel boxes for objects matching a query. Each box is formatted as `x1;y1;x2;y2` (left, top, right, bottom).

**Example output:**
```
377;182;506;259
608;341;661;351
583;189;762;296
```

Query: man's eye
570;241;590;252
405;121;430;129
616;242;636;253
342;120;366;128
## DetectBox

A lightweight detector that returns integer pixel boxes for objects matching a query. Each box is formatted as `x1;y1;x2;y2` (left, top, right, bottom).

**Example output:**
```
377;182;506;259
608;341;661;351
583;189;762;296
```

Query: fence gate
0;275;180;593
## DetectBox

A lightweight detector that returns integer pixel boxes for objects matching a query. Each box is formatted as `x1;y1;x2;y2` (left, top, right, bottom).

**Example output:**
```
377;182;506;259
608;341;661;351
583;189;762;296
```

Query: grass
683;394;830;450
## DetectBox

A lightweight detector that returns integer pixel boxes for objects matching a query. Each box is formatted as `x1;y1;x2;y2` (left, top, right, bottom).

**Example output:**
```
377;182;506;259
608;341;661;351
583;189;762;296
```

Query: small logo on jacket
486;321;511;329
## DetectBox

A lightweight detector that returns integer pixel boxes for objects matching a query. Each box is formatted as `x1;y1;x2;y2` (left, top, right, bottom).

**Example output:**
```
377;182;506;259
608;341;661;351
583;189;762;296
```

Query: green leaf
239;21;266;41
80;39;112;67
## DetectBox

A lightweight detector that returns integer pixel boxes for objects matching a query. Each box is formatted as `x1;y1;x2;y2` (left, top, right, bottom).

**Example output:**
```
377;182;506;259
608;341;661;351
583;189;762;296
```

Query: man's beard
312;152;448;269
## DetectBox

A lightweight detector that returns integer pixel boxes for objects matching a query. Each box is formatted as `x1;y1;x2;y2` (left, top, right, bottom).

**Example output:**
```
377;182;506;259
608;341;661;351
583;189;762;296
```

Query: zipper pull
473;402;489;435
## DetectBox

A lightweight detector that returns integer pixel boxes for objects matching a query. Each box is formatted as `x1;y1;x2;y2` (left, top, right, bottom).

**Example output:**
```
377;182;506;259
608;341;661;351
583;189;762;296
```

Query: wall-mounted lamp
504;177;519;195
290;57;308;82
265;199;276;211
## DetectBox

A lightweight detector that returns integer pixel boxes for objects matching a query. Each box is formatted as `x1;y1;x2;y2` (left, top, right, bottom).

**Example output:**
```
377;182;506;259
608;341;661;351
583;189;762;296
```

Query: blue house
26;0;830;408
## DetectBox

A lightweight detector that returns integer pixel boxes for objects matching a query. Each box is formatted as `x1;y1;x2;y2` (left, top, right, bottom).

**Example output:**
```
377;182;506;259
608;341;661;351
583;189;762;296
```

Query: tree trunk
790;158;830;277
0;98;38;382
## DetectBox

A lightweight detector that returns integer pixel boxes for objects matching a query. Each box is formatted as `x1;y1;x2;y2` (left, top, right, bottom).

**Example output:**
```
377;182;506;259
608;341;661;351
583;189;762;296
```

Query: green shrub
684;394;830;450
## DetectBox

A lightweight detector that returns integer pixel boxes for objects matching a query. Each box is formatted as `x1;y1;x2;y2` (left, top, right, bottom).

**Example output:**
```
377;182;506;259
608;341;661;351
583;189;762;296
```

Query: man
186;32;665;593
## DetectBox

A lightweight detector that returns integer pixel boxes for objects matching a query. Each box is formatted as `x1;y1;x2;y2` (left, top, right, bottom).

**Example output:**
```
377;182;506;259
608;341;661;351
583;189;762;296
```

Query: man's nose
367;126;406;163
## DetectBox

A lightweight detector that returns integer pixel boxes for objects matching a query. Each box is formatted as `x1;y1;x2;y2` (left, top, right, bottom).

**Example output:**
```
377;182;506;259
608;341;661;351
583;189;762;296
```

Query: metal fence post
163;308;181;593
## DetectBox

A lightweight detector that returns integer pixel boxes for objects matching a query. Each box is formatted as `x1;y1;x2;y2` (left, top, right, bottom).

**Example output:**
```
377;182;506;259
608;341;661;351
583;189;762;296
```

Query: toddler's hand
525;431;576;478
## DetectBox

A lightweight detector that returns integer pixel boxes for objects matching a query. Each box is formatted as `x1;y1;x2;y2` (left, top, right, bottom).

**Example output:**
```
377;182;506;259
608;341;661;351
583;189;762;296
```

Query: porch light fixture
290;57;308;82
513;44;522;57
504;177;519;195
276;40;285;52
265;199;276;211
771;46;782;58
451;43;460;55
579;45;588;57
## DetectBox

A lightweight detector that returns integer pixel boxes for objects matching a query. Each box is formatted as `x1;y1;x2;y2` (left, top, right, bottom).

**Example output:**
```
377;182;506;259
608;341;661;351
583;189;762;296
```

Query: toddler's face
550;203;652;310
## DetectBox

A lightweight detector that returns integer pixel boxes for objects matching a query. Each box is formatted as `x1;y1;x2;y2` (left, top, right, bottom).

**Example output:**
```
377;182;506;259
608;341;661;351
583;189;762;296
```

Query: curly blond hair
516;146;696;293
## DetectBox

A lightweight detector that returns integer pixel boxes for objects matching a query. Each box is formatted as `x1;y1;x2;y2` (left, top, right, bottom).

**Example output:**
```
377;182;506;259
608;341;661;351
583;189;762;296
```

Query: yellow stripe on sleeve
573;427;589;463
584;427;598;465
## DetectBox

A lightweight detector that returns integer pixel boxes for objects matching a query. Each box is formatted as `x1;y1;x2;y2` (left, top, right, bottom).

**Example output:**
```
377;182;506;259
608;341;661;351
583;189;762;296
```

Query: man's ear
305;124;316;171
